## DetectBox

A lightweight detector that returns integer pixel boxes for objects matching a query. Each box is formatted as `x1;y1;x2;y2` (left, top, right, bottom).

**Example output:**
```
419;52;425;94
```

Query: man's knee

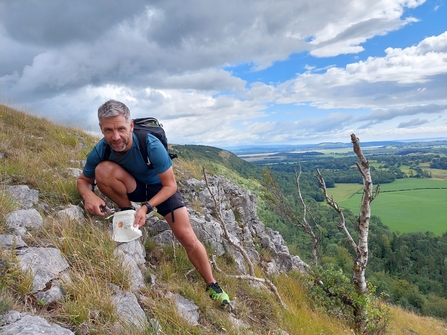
176;232;199;251
95;161;119;181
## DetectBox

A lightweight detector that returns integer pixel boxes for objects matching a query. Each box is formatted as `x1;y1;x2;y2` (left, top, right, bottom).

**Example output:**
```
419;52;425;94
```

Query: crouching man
77;99;229;305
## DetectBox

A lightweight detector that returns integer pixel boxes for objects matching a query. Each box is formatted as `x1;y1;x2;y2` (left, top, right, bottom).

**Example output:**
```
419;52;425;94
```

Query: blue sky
0;0;446;147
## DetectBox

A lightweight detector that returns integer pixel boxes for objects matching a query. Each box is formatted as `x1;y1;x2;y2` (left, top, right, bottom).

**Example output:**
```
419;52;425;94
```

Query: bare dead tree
202;167;288;309
316;134;380;295
295;163;319;265
263;163;319;265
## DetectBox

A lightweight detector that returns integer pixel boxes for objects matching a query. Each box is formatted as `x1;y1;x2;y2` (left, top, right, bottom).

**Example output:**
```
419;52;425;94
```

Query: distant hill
224;139;447;156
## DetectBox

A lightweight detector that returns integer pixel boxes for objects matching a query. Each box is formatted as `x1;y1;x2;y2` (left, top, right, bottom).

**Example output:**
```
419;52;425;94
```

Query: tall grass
40;215;131;332
0;104;97;207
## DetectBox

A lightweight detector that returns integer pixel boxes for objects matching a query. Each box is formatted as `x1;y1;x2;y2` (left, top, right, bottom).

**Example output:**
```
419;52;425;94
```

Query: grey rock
228;313;250;331
150;229;174;246
0;313;74;335
0;234;27;249
111;286;148;331
5;185;39;209
114;249;146;292
0;310;21;325
17;247;70;293
34;284;65;305
66;167;82;178
165;292;200;326
57;205;84;221
146;215;170;234
116;239;146;267
2;175;310;333
5;209;43;236
175;176;308;275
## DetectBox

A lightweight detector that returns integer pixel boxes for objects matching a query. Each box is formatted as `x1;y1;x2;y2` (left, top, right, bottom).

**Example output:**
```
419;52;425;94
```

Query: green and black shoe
206;282;230;305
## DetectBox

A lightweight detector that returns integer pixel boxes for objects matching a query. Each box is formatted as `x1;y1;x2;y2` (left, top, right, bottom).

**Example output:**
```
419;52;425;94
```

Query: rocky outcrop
179;176;307;275
1;175;306;334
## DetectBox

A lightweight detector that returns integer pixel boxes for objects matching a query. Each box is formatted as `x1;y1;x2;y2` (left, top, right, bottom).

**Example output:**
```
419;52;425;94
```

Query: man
77;99;229;305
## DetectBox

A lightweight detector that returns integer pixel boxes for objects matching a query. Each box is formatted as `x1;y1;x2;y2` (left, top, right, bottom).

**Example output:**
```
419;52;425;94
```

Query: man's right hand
77;174;109;216
83;194;109;216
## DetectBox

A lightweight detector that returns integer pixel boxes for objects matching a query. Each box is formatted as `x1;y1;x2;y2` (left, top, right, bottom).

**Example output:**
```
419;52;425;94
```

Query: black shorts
127;181;186;217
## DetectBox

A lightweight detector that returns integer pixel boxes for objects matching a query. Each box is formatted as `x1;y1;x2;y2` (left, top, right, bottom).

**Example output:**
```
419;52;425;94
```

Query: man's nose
111;130;121;140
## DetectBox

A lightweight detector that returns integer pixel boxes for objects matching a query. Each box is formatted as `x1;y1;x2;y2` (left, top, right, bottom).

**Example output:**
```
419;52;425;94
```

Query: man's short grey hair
98;100;131;123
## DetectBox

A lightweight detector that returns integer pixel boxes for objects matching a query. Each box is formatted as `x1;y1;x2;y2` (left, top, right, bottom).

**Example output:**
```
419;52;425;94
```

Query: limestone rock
5;185;39;209
5;209;43;236
17;247;70;293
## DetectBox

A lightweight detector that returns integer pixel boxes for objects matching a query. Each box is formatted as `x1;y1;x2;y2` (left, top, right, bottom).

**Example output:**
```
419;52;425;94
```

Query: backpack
103;117;177;169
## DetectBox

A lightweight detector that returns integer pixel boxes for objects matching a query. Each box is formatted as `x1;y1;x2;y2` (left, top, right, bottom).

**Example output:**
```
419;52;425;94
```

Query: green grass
338;179;447;235
327;183;363;203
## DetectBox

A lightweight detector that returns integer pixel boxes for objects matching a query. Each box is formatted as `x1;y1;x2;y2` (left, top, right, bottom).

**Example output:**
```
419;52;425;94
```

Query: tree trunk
351;133;377;295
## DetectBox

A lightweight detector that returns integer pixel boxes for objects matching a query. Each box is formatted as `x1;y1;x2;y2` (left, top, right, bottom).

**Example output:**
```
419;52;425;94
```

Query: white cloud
0;0;445;146
276;32;447;109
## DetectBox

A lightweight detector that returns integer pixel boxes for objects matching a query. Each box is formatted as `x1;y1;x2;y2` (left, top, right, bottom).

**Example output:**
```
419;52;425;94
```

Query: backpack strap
133;130;154;169
103;142;111;161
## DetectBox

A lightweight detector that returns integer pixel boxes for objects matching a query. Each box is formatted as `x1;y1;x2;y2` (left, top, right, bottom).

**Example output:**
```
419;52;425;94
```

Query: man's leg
164;207;230;305
164;207;216;285
95;161;137;208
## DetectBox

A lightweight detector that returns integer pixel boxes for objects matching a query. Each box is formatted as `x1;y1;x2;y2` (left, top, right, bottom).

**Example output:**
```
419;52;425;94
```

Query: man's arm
77;173;109;216
149;166;178;207
134;166;177;227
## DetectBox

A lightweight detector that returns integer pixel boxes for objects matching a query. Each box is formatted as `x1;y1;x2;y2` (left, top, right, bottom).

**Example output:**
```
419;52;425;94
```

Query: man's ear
130;119;134;131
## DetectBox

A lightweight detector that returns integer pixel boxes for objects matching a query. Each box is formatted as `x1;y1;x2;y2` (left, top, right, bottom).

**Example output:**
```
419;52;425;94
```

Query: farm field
327;183;363;203
337;178;447;235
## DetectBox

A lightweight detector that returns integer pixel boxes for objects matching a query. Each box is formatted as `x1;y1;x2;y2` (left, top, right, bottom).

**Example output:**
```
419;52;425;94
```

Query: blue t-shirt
83;132;172;184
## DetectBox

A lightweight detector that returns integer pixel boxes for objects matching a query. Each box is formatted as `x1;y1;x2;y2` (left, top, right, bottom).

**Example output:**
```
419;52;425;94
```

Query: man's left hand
134;207;147;228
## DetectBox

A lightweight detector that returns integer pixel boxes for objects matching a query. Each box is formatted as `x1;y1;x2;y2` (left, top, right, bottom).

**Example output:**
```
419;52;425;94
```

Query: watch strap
142;202;153;213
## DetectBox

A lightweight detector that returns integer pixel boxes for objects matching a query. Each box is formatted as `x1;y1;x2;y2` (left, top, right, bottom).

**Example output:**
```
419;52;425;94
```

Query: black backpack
104;117;177;169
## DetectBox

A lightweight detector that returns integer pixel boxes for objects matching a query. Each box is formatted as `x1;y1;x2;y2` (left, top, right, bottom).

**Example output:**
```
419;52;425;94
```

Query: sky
1;0;447;148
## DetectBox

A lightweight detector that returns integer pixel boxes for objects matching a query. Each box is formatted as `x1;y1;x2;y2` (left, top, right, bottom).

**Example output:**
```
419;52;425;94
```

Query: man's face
99;115;134;153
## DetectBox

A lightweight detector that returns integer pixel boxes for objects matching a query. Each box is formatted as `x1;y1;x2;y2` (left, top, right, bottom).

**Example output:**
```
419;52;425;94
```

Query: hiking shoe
206;282;230;305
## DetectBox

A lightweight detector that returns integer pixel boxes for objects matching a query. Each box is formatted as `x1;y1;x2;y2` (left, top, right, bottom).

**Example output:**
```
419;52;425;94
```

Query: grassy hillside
1;104;447;334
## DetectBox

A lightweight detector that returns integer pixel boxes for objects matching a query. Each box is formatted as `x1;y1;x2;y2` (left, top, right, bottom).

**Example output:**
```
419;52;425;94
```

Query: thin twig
316;168;357;250
203;167;255;276
295;162;319;265
211;255;287;308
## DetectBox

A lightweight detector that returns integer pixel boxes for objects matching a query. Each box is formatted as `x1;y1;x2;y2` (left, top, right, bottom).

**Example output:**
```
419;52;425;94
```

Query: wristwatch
142;202;153;214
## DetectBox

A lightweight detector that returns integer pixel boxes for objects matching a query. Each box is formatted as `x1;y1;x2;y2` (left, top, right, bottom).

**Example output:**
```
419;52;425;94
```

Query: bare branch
295;163;319;265
211;255;288;309
202;167;255;276
263;165;319;265
203;168;288;308
372;184;380;202
315;169;357;250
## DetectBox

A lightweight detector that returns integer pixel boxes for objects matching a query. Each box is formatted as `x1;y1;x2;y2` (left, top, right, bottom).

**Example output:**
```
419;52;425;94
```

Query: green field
327;183;363;203
335;179;447;235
